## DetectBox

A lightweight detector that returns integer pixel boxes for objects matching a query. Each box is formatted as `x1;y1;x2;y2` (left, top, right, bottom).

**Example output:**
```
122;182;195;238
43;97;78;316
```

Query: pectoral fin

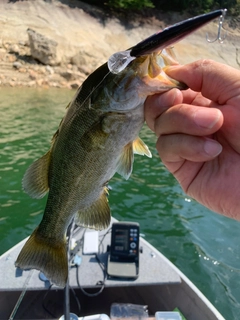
133;137;152;158
22;151;51;199
75;188;111;230
116;138;151;180
116;142;133;180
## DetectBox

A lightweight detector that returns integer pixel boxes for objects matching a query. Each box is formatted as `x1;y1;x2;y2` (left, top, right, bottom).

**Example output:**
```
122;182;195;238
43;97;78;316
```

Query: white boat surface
0;218;225;320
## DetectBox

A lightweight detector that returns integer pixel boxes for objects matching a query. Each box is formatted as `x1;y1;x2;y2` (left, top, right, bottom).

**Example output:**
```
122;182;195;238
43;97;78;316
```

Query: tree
107;0;154;9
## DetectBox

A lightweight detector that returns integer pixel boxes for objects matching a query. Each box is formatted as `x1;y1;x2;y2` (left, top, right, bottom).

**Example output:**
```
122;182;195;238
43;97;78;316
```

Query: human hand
144;59;240;219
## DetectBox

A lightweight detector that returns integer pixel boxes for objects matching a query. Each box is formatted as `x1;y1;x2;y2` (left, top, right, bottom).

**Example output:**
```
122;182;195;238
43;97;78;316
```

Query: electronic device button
130;242;137;249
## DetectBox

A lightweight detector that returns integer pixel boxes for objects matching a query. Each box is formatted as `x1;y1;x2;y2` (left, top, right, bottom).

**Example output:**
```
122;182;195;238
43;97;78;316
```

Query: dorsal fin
22;151;51;199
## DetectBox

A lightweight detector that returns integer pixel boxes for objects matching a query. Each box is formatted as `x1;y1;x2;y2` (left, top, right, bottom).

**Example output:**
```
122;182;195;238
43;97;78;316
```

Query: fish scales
14;9;226;287
15;51;185;287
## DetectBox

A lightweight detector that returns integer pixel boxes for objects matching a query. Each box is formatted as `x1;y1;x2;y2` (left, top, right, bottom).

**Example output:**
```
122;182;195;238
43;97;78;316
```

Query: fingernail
165;65;180;73
194;109;221;129
204;139;222;157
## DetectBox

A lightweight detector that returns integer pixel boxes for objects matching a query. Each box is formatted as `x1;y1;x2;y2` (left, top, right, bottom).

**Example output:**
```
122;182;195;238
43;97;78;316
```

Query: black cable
42;284;56;318
98;227;112;253
74;227;112;297
70;286;81;315
76;264;105;297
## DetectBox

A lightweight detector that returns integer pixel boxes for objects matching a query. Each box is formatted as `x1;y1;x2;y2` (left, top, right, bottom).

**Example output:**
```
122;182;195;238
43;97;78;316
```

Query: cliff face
0;0;239;88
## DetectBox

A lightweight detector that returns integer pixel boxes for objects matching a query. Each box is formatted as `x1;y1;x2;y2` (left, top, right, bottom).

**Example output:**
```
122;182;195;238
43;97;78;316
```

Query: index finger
166;59;240;106
144;88;183;132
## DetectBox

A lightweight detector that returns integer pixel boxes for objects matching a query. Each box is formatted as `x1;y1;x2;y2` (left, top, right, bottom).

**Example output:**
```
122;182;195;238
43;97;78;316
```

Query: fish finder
107;222;140;279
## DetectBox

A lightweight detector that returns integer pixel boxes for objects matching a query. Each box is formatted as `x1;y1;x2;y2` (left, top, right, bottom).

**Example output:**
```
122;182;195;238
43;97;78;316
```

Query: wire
98;227;112;253
42;284;56;318
42;283;81;317
76;264;105;297
70;286;81;315
74;227;112;297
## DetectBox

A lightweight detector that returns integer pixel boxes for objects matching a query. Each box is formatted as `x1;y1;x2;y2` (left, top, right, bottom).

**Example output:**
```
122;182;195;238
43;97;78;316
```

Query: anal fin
75;188;111;230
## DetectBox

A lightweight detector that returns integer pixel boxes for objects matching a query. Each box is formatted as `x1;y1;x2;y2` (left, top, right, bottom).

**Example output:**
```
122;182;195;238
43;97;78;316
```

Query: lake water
1;88;240;320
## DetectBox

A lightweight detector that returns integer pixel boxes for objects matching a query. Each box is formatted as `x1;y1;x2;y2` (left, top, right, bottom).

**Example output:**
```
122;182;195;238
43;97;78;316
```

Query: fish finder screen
114;229;128;252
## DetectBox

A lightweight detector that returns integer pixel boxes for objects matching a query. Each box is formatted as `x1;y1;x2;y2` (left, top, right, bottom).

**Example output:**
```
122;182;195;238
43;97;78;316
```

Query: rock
36;79;43;86
8;54;17;62
29;70;37;80
60;70;81;81
45;65;54;74
18;40;27;47
49;81;61;88
9;44;20;54
0;48;6;61
13;61;22;69
9;80;16;87
70;82;81;89
78;65;91;75
27;80;36;87
3;42;11;50
18;67;27;73
71;51;87;68
27;28;60;66
60;80;68;87
70;52;94;75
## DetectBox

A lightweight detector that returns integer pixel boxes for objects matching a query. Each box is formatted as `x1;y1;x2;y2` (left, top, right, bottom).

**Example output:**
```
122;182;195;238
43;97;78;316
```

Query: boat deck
0;219;226;320
0;223;181;291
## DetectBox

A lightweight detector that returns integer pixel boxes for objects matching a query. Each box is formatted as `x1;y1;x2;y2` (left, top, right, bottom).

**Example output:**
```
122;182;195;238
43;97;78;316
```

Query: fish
15;10;225;287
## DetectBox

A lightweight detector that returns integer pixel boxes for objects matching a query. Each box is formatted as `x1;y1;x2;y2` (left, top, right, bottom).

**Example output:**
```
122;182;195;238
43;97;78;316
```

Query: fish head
103;47;184;113
128;47;186;96
105;9;226;111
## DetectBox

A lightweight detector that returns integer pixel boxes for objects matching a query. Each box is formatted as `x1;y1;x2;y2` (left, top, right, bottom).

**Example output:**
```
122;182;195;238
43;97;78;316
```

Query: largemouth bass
15;10;225;287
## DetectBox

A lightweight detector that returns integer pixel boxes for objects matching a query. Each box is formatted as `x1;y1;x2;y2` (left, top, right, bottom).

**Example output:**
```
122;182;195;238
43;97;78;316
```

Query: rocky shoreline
0;0;132;89
0;29;94;89
0;0;240;89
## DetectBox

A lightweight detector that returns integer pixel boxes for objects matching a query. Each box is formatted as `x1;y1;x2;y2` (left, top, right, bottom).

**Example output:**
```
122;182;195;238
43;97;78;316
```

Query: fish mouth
130;9;226;57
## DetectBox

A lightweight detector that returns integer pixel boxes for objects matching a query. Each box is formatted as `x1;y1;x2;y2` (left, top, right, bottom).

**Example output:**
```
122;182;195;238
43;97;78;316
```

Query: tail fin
15;228;68;287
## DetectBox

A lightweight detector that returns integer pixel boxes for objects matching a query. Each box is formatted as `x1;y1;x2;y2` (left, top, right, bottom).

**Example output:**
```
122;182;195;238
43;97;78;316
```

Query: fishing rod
63;220;78;320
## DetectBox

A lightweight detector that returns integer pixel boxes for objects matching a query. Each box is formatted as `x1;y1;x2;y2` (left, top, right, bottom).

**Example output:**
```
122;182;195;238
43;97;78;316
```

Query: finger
156;134;222;172
182;89;211;107
144;88;183;132
166;60;240;105
154;104;223;137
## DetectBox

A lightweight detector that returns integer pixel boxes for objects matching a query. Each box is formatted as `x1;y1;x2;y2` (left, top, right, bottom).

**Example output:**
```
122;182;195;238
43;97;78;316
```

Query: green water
1;88;240;319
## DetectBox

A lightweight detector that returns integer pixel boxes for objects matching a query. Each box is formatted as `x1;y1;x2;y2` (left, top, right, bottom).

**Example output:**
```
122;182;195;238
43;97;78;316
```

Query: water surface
0;88;240;320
